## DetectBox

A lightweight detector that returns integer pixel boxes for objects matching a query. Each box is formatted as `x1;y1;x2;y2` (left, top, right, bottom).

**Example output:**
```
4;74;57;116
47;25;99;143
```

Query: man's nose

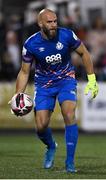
51;22;57;28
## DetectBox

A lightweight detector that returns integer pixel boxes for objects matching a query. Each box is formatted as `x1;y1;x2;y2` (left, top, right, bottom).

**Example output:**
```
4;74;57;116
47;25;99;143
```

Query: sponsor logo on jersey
56;41;63;50
45;53;62;65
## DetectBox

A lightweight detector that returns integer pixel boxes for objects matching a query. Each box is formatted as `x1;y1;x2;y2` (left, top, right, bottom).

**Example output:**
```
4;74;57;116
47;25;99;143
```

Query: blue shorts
34;79;77;111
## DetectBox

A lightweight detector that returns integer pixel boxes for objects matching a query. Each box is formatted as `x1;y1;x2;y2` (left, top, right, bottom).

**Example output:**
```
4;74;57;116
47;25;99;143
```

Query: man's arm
75;42;94;74
15;62;31;94
75;42;99;99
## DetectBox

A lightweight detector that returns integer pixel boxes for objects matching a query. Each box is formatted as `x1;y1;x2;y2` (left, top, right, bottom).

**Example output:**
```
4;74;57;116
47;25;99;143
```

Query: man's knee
35;115;49;132
36;122;48;132
64;111;75;120
62;110;76;125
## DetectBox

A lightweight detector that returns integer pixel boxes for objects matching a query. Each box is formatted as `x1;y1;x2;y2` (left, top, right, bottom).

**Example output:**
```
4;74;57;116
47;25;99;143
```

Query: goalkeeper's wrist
87;74;96;82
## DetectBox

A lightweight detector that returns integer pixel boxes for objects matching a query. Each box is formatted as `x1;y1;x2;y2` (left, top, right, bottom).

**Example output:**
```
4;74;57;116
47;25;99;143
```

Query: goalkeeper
10;9;98;173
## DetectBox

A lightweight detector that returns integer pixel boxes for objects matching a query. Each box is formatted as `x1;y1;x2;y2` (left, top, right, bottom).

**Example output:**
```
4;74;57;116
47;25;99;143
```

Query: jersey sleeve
67;29;81;50
22;44;34;63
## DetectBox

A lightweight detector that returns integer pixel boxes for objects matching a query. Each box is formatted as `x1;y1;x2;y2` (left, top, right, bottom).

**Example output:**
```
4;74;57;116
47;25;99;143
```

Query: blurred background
0;0;106;132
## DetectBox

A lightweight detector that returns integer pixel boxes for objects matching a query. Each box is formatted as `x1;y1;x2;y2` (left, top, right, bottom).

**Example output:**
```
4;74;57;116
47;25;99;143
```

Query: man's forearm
81;50;94;75
15;70;29;94
76;43;98;99
76;43;94;75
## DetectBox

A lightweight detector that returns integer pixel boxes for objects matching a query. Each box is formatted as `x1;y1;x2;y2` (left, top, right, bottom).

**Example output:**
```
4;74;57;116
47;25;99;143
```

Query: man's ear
38;21;42;28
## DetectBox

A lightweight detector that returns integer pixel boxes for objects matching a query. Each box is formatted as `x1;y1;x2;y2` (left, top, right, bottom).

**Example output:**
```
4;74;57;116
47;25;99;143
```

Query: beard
42;26;57;39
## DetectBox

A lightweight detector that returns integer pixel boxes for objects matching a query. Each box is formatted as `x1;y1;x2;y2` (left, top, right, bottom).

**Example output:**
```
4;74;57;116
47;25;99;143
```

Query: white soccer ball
11;93;33;116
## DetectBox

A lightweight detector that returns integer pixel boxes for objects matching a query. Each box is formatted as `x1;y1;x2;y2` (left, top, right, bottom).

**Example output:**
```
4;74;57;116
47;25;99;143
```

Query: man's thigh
34;86;57;111
58;79;77;105
57;79;77;125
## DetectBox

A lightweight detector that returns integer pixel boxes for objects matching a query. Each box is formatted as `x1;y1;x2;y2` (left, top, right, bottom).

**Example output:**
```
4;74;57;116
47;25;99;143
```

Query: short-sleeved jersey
22;27;81;87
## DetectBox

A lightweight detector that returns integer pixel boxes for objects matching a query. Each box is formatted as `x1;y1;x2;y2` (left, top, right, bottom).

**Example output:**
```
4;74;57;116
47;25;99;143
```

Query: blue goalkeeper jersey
22;27;81;87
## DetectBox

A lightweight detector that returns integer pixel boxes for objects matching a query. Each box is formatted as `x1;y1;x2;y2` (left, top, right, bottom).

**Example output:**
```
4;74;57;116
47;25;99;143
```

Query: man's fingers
8;100;11;105
11;109;14;114
91;89;98;99
84;82;99;99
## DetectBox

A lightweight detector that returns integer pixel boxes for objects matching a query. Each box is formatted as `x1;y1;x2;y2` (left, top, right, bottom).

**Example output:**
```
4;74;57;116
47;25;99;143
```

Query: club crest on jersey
56;42;63;50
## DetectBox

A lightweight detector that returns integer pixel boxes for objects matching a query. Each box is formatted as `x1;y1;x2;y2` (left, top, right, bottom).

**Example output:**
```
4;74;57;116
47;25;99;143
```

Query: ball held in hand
11;93;33;116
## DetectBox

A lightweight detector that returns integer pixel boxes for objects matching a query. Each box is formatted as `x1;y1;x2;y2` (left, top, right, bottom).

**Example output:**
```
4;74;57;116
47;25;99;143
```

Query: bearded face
39;11;58;40
42;24;57;39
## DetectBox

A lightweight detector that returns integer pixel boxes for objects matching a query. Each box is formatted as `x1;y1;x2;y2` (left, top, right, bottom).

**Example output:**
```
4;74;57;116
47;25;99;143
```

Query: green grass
0;132;106;179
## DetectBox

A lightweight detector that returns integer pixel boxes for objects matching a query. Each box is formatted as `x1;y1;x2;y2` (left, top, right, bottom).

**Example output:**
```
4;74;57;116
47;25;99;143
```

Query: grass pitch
0;132;106;179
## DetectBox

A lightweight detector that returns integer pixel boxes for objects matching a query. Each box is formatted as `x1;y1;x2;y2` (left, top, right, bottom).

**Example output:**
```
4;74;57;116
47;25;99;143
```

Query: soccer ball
11;93;33;116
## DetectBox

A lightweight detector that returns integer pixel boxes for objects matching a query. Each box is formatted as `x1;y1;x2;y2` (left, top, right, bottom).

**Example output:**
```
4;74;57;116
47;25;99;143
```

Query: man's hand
8;94;17;115
84;74;99;99
8;101;15;115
